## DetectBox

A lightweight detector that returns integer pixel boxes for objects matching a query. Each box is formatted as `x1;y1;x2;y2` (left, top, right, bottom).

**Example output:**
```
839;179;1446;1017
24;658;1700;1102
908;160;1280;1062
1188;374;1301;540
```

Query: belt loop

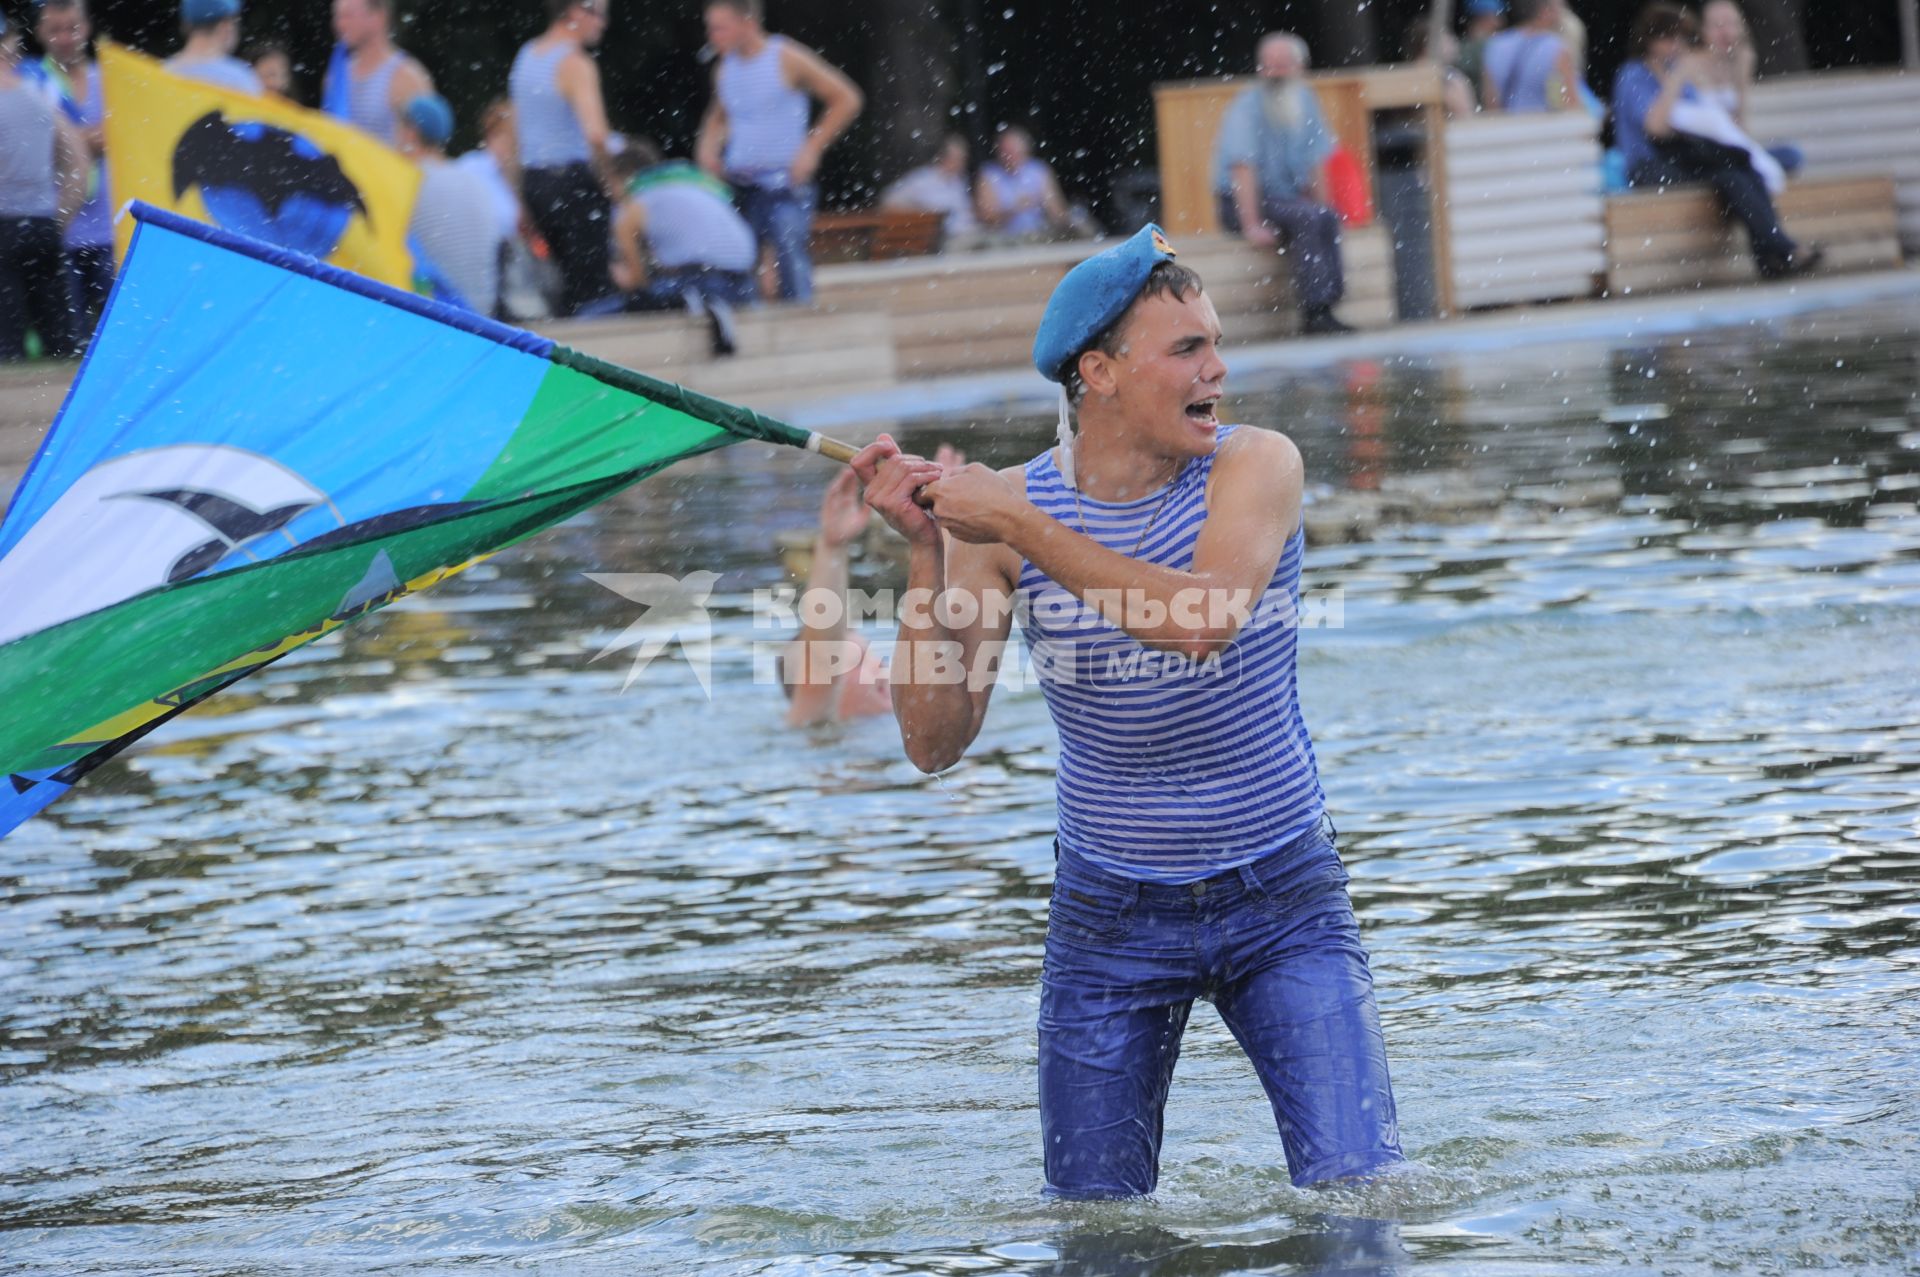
1236;861;1263;893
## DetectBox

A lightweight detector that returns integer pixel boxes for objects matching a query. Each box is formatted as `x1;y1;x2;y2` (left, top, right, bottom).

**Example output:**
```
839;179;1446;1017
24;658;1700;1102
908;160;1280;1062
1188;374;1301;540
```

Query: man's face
996;132;1028;169
1257;40;1301;80
255;50;291;95
37;5;90;65
577;0;609;47
938;137;968;176
332;0;378;48
704;4;748;55
1096;289;1228;453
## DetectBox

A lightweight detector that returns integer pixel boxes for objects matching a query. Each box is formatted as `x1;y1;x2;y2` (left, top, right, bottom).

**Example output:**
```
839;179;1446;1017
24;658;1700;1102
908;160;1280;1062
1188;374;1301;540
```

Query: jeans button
1190;880;1208;898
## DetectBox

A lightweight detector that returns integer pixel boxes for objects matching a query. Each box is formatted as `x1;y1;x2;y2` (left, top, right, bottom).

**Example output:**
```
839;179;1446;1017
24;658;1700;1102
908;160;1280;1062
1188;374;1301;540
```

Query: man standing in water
695;0;862;303
851;227;1404;1196
779;444;965;728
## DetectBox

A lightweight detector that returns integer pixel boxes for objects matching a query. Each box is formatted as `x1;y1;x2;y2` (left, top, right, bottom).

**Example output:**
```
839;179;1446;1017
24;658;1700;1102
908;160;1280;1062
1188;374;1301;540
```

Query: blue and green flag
0;202;823;837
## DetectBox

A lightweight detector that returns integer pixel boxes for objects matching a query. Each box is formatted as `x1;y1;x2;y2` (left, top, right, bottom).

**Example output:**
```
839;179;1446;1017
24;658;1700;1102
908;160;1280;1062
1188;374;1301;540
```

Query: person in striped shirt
694;0;862;303
323;0;434;145
851;225;1406;1198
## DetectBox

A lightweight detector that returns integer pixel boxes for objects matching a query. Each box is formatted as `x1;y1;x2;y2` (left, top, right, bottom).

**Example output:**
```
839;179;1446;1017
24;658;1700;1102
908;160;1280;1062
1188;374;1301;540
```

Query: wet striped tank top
511;41;590;169
717;36;809;182
1016;424;1326;884
343;51;402;144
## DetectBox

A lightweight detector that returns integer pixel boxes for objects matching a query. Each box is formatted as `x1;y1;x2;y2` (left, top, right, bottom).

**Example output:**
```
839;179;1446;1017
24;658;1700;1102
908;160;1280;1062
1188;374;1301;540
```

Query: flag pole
805;433;861;464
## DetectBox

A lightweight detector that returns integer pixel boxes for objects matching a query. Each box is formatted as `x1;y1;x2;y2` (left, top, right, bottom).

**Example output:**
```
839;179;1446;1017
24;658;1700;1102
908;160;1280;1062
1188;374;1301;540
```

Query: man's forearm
1232;166;1262;232
784;537;855;689
809;95;861;156
695;118;725;173
798;538;850;633
54;126;85;225
1645;76;1686;137
1004;503;1256;659
890;540;979;771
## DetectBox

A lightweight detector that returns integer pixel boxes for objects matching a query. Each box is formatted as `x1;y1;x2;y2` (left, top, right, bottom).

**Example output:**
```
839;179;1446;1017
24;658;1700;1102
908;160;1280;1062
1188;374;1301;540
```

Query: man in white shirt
880;134;983;250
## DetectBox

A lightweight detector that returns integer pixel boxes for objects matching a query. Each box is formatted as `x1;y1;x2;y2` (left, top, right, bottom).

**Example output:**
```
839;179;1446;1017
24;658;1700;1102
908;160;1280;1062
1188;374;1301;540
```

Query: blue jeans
1216;192;1346;310
731;180;816;302
1039;815;1404;1197
574;266;759;317
1629;141;1798;276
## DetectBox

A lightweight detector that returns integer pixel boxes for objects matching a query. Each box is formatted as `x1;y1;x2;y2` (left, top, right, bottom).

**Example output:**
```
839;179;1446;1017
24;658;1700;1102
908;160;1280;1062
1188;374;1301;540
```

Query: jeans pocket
1048;863;1136;943
1248;851;1350;921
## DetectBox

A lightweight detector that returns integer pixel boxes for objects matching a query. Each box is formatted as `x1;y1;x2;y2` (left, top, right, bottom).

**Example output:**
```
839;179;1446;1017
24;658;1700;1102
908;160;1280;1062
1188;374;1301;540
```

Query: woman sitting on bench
1610;2;1820;280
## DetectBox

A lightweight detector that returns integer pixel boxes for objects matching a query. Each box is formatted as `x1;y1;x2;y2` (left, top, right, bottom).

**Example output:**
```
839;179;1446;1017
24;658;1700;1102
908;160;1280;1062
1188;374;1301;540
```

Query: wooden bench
810;210;946;264
1747;70;1920;256
814;226;1397;379
1603;174;1903;297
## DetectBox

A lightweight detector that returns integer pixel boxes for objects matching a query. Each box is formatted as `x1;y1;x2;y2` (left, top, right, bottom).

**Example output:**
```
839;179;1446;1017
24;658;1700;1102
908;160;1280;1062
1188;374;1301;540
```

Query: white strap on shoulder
1055;384;1075;490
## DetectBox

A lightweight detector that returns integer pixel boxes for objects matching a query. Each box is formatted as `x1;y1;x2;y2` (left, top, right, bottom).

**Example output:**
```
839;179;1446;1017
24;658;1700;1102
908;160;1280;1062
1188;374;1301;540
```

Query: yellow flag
100;43;421;289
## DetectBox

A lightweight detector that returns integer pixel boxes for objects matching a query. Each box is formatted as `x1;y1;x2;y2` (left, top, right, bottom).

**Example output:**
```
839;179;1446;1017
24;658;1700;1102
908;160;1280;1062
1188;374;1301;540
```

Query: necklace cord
1068;437;1185;559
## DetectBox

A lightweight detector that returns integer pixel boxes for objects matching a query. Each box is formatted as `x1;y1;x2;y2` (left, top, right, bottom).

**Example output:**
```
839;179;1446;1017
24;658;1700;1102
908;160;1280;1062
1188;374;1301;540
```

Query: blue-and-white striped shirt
337;50;403;144
717;36;809;185
1017;424;1326;883
510;41;590;169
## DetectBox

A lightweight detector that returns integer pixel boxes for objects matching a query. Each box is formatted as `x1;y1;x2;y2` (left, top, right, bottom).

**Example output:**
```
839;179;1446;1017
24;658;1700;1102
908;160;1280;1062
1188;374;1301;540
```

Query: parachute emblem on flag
171;111;373;259
100;42;421;288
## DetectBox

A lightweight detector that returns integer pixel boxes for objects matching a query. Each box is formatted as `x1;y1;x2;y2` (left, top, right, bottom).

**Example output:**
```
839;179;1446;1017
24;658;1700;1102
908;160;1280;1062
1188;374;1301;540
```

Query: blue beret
404;94;456;148
183;0;242;23
1032;223;1178;383
1465;0;1505;16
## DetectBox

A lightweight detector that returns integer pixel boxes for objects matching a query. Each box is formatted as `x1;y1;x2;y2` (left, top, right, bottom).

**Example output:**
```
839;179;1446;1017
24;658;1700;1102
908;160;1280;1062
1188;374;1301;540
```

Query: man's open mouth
1185;397;1220;424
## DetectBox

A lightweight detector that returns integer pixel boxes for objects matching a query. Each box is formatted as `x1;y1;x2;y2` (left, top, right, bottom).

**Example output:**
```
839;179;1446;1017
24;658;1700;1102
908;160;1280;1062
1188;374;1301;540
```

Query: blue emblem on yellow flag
101;43;420;289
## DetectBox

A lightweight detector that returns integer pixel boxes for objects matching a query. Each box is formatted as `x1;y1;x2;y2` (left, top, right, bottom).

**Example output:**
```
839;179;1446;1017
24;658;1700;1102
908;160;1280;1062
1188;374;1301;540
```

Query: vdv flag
0;203;825;838
100;43;422;289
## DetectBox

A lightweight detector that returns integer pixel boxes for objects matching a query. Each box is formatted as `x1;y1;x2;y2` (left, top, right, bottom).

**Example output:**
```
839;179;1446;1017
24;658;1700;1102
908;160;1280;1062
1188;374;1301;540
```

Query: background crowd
0;0;1869;362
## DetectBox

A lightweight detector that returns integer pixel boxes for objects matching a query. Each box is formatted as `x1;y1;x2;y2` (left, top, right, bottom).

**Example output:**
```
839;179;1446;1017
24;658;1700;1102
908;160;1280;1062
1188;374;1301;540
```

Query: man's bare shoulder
1207;425;1303;508
1220;423;1302;472
778;37;825;76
